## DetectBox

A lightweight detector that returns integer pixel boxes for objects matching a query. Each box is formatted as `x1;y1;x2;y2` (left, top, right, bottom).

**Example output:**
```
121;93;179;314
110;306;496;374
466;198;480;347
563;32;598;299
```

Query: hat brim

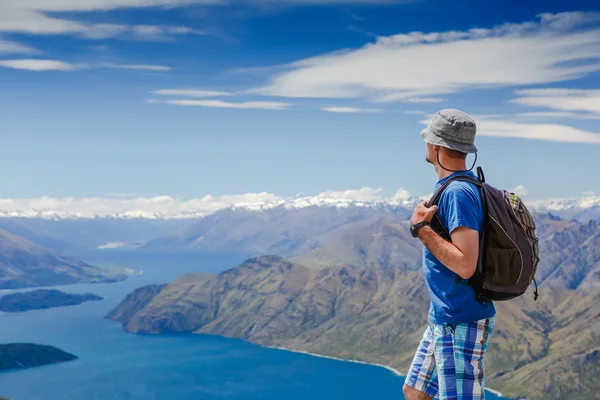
420;127;478;154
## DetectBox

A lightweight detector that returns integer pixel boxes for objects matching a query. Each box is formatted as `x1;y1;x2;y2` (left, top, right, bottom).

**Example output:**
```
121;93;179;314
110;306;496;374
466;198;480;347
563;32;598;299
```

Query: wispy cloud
252;12;600;101
103;63;172;71
0;8;205;40
404;97;445;103
321;106;382;113
1;0;407;12
518;111;600;120
0;59;171;72
152;89;233;97
0;38;36;54
0;59;80;71
511;88;600;117
160;99;292;110
478;120;600;144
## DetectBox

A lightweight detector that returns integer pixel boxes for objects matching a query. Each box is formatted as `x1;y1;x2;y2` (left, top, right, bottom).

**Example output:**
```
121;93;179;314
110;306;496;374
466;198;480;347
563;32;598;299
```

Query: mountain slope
109;255;590;399
141;205;411;256
0;229;126;289
292;216;422;271
534;216;600;290
111;209;600;400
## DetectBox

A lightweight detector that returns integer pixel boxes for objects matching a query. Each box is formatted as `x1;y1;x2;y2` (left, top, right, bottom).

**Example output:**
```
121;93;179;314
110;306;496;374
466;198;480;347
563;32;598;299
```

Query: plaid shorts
404;317;494;400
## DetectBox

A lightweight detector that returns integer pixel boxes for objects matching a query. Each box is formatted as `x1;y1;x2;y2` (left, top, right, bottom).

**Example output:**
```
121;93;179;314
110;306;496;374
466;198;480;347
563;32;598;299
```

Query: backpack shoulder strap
428;174;482;207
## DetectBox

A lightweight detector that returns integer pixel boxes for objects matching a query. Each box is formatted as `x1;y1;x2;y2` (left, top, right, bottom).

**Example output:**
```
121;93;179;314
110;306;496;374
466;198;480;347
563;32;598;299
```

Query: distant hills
141;205;412;256
0;194;596;254
0;229;126;289
109;212;600;400
0;217;191;252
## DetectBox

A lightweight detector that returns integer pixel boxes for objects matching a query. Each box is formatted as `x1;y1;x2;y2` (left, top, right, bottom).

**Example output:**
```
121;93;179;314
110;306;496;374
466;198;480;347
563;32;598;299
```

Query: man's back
404;109;496;400
423;170;496;325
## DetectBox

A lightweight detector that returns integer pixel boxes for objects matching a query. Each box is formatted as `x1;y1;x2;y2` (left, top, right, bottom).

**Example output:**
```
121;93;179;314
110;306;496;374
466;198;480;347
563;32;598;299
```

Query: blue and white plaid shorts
404;317;494;400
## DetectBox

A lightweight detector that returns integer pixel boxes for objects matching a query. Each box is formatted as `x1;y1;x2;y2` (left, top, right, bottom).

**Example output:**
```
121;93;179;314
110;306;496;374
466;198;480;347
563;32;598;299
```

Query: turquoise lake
0;251;508;399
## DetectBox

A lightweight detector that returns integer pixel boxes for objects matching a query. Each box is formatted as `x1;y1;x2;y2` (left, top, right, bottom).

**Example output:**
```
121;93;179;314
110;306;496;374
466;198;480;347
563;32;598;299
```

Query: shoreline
268;345;506;398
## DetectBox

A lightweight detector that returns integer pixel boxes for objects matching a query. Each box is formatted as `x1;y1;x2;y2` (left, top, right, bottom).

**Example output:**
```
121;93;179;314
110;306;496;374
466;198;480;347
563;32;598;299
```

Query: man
403;109;496;400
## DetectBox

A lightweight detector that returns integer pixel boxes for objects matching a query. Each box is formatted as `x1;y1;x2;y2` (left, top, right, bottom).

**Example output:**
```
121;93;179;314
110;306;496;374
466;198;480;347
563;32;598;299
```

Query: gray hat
420;109;478;154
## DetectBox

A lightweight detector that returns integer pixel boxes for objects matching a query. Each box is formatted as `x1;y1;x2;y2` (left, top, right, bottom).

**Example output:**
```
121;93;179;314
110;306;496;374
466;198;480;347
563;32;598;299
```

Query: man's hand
412;201;438;225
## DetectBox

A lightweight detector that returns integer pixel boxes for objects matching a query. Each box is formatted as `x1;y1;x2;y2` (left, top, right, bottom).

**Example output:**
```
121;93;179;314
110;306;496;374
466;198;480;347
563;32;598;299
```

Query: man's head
421;109;477;169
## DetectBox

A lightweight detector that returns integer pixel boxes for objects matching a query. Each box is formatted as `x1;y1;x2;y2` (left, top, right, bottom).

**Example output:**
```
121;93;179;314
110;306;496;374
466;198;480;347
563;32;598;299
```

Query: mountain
142;204;412;256
291;216;422;271
0;193;596;254
532;196;600;222
110;210;600;400
0;290;103;312
534;216;600;292
0;344;77;372
0;229;126;289
109;255;598;400
0;217;194;252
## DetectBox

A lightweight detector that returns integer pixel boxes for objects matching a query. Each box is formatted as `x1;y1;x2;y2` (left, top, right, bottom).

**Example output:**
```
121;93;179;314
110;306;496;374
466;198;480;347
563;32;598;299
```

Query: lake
0;251;508;399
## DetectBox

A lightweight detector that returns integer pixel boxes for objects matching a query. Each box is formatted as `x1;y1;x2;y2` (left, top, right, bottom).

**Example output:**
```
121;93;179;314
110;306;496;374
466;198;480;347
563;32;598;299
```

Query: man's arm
411;200;479;280
417;225;478;279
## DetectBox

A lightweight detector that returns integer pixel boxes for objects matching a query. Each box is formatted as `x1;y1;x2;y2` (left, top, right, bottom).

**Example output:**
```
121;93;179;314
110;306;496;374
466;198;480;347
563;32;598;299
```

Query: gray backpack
429;167;540;303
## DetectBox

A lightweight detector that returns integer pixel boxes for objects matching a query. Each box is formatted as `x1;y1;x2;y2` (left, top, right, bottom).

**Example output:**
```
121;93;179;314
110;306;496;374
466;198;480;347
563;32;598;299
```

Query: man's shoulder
440;179;481;203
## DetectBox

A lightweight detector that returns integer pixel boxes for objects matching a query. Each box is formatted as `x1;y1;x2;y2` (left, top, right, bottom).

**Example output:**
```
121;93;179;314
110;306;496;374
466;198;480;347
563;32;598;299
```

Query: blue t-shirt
423;170;496;325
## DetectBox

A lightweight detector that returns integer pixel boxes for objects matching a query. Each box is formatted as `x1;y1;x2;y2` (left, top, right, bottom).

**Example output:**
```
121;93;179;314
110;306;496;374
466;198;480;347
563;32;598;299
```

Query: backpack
428;166;540;303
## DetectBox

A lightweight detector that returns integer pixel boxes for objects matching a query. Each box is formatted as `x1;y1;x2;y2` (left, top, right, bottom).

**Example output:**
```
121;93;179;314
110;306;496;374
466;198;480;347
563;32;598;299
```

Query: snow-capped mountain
530;196;600;221
0;190;422;221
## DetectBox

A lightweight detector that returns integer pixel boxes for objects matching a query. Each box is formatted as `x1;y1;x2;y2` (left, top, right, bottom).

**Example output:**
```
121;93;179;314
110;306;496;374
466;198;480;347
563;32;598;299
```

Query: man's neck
435;164;467;181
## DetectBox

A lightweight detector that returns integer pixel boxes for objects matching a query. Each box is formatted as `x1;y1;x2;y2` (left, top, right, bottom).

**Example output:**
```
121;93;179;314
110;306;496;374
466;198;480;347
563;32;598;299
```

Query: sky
0;0;599;216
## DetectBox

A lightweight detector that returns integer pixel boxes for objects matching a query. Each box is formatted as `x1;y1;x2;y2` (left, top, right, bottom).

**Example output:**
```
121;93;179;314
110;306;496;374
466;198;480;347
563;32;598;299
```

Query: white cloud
0;0;403;41
404;110;427;115
321;106;382;113
390;188;412;202
0;8;204;40
152;89;233;97
315;187;384;202
252;12;600;101
0;59;80;71
509;185;529;196
418;117;600;144
0;38;36;54
404;97;445;103
0;59;171;72
478;120;600;144
103;63;171;71
0;0;404;12
0;193;283;219
518;111;600;120
582;191;596;196
161;99;291;110
511;88;600;117
0;186;416;219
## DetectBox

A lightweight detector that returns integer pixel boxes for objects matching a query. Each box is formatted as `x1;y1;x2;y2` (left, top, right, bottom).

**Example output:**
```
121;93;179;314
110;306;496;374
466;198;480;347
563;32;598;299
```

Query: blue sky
0;0;599;214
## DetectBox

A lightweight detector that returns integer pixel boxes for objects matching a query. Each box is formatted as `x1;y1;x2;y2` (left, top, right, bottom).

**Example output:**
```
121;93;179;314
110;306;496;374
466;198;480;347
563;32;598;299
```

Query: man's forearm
418;226;473;279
